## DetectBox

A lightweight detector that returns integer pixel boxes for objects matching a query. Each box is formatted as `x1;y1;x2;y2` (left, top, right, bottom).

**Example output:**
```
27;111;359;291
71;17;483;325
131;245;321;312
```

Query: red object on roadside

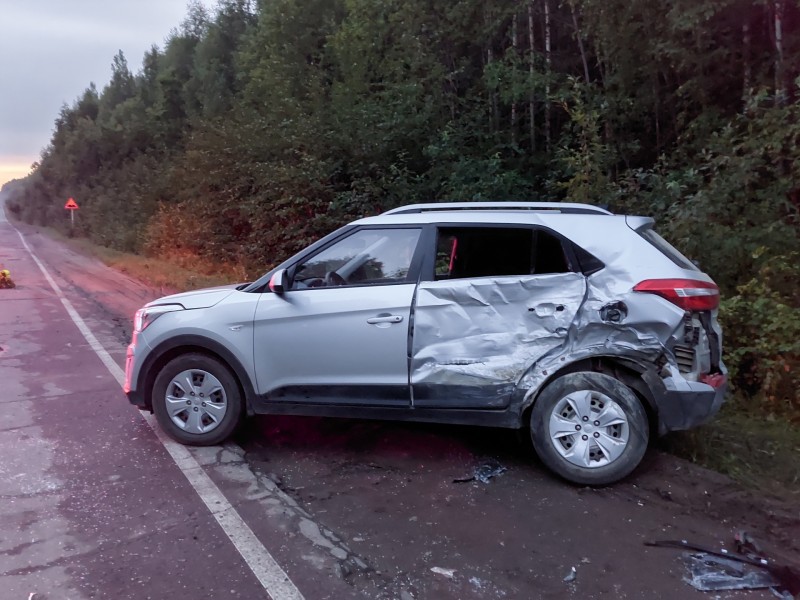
65;197;79;210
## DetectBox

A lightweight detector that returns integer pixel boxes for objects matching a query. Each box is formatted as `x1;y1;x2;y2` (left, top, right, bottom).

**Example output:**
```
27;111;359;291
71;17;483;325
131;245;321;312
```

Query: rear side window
639;228;699;271
435;227;571;280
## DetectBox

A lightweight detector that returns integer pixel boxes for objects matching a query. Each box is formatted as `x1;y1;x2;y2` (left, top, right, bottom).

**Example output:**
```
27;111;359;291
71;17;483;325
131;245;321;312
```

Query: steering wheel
325;271;347;287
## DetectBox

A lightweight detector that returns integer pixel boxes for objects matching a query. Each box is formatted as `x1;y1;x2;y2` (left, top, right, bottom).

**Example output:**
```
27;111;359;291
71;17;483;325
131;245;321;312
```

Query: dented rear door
411;273;586;409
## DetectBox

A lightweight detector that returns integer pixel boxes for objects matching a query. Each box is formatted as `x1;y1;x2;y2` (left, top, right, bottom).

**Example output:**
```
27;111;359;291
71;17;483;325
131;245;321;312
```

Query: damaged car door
411;225;586;409
253;227;423;406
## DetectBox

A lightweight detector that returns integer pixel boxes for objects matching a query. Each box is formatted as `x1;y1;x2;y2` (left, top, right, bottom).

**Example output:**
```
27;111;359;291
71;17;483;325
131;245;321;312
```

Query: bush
720;252;800;417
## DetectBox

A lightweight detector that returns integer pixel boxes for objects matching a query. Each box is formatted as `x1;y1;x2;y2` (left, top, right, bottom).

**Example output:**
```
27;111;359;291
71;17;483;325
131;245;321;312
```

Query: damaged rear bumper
644;367;728;435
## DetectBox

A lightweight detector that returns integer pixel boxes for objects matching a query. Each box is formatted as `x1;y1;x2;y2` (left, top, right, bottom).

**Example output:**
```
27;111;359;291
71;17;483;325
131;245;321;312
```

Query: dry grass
29;226;244;291
95;248;242;292
659;404;800;495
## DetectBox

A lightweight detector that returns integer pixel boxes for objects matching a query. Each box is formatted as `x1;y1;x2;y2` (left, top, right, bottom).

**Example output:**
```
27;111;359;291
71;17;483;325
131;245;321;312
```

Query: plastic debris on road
684;552;779;592
469;576;488;589
647;537;800;598
430;567;456;578
563;567;577;583
736;530;763;555
453;460;507;484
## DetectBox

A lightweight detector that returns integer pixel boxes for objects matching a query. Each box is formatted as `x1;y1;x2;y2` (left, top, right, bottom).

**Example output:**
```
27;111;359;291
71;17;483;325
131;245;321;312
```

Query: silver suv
125;202;726;485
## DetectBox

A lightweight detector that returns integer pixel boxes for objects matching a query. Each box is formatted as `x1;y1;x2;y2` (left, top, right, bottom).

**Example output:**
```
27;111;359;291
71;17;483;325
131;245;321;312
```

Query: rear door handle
367;315;404;324
528;303;566;316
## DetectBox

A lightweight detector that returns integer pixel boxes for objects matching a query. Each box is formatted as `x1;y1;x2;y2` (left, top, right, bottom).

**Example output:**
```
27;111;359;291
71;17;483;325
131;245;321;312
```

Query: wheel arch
520;355;659;438
138;335;256;415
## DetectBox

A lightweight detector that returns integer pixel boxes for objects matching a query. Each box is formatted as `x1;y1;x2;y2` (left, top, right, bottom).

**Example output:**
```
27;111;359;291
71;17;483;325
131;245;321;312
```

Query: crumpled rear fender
516;345;663;414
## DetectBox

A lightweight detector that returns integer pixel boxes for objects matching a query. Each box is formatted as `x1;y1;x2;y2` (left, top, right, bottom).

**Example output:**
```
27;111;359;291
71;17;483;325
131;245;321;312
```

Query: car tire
530;372;649;485
152;353;243;446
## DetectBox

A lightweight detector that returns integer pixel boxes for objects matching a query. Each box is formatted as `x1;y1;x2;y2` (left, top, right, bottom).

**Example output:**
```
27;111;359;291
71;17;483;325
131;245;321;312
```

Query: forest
5;0;799;416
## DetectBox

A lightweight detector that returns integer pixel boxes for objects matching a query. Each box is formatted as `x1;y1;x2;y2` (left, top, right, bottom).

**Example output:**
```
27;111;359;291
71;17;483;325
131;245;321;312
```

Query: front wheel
530;372;649;485
152;353;243;446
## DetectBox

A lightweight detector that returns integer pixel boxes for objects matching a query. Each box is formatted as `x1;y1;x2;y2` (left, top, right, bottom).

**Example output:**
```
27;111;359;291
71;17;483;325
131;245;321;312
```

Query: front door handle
367;315;404;324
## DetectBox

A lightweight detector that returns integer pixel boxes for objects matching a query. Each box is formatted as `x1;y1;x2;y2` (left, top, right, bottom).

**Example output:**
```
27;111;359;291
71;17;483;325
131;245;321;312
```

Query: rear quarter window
639;229;699;271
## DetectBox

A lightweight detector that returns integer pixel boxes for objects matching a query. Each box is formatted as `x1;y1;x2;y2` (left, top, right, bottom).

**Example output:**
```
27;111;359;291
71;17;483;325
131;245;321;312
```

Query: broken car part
646;539;800;596
453;460;508;484
684;552;779;592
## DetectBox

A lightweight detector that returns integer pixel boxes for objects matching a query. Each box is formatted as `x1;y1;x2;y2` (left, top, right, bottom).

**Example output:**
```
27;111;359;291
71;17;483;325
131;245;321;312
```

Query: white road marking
12;225;304;600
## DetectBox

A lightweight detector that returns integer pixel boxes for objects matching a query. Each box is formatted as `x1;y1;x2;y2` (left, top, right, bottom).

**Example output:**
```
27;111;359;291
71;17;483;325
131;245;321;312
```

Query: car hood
147;285;239;310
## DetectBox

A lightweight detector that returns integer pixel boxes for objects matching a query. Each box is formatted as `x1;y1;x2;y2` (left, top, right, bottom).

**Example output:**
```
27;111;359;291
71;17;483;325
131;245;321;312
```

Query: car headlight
133;304;184;333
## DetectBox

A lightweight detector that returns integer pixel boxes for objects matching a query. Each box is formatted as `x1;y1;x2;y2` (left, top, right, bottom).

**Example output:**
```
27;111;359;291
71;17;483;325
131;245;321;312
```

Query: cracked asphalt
1;197;798;599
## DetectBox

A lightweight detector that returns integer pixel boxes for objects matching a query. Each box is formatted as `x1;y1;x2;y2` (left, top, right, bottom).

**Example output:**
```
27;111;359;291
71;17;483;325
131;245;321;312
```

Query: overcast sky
0;0;213;187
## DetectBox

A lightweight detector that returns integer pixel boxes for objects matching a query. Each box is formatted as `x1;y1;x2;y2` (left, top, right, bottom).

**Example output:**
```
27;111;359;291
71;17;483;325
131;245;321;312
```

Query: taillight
633;279;719;311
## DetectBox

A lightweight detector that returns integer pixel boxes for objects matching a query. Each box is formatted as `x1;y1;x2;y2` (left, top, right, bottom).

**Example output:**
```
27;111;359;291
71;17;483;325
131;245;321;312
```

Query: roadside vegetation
662;407;800;494
4;0;799;484
17;223;240;292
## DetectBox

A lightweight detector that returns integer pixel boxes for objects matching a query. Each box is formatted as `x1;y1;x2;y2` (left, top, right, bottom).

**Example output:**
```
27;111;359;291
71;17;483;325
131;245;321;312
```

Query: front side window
292;228;421;289
435;226;570;280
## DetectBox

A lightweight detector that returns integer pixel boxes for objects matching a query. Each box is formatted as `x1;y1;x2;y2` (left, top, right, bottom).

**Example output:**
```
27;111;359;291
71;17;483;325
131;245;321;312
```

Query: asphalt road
1;197;797;600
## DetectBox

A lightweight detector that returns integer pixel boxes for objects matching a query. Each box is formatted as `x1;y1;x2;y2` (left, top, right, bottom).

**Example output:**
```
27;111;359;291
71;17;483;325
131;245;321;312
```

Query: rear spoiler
625;216;655;232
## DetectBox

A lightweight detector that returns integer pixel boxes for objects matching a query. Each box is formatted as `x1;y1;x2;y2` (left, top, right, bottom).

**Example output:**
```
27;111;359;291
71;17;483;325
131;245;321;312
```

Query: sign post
64;197;79;227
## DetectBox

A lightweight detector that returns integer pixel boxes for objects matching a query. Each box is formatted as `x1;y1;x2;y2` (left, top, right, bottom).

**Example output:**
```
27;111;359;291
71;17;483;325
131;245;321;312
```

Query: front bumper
126;388;147;408
124;339;147;408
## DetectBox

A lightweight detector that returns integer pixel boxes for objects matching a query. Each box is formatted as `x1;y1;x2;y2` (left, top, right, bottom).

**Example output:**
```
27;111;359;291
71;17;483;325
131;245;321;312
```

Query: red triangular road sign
65;198;79;209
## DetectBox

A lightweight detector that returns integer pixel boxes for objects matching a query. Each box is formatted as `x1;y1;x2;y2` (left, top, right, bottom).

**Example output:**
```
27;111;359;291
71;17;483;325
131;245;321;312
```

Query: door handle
367;315;403;324
528;303;566;316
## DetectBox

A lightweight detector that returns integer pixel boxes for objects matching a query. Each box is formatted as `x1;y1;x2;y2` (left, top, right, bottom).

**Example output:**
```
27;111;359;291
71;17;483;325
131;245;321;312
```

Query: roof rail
382;202;613;216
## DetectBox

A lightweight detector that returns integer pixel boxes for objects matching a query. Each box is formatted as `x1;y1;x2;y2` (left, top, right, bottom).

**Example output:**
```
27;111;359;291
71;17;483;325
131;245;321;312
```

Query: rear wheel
530;372;649;485
152;353;243;446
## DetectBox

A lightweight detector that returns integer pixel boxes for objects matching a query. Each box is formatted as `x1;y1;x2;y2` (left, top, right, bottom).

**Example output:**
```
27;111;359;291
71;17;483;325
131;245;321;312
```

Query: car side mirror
269;269;289;294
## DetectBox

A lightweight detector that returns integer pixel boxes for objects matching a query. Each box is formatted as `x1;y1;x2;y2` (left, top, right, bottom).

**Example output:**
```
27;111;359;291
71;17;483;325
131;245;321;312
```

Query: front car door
253;227;423;406
411;225;587;409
